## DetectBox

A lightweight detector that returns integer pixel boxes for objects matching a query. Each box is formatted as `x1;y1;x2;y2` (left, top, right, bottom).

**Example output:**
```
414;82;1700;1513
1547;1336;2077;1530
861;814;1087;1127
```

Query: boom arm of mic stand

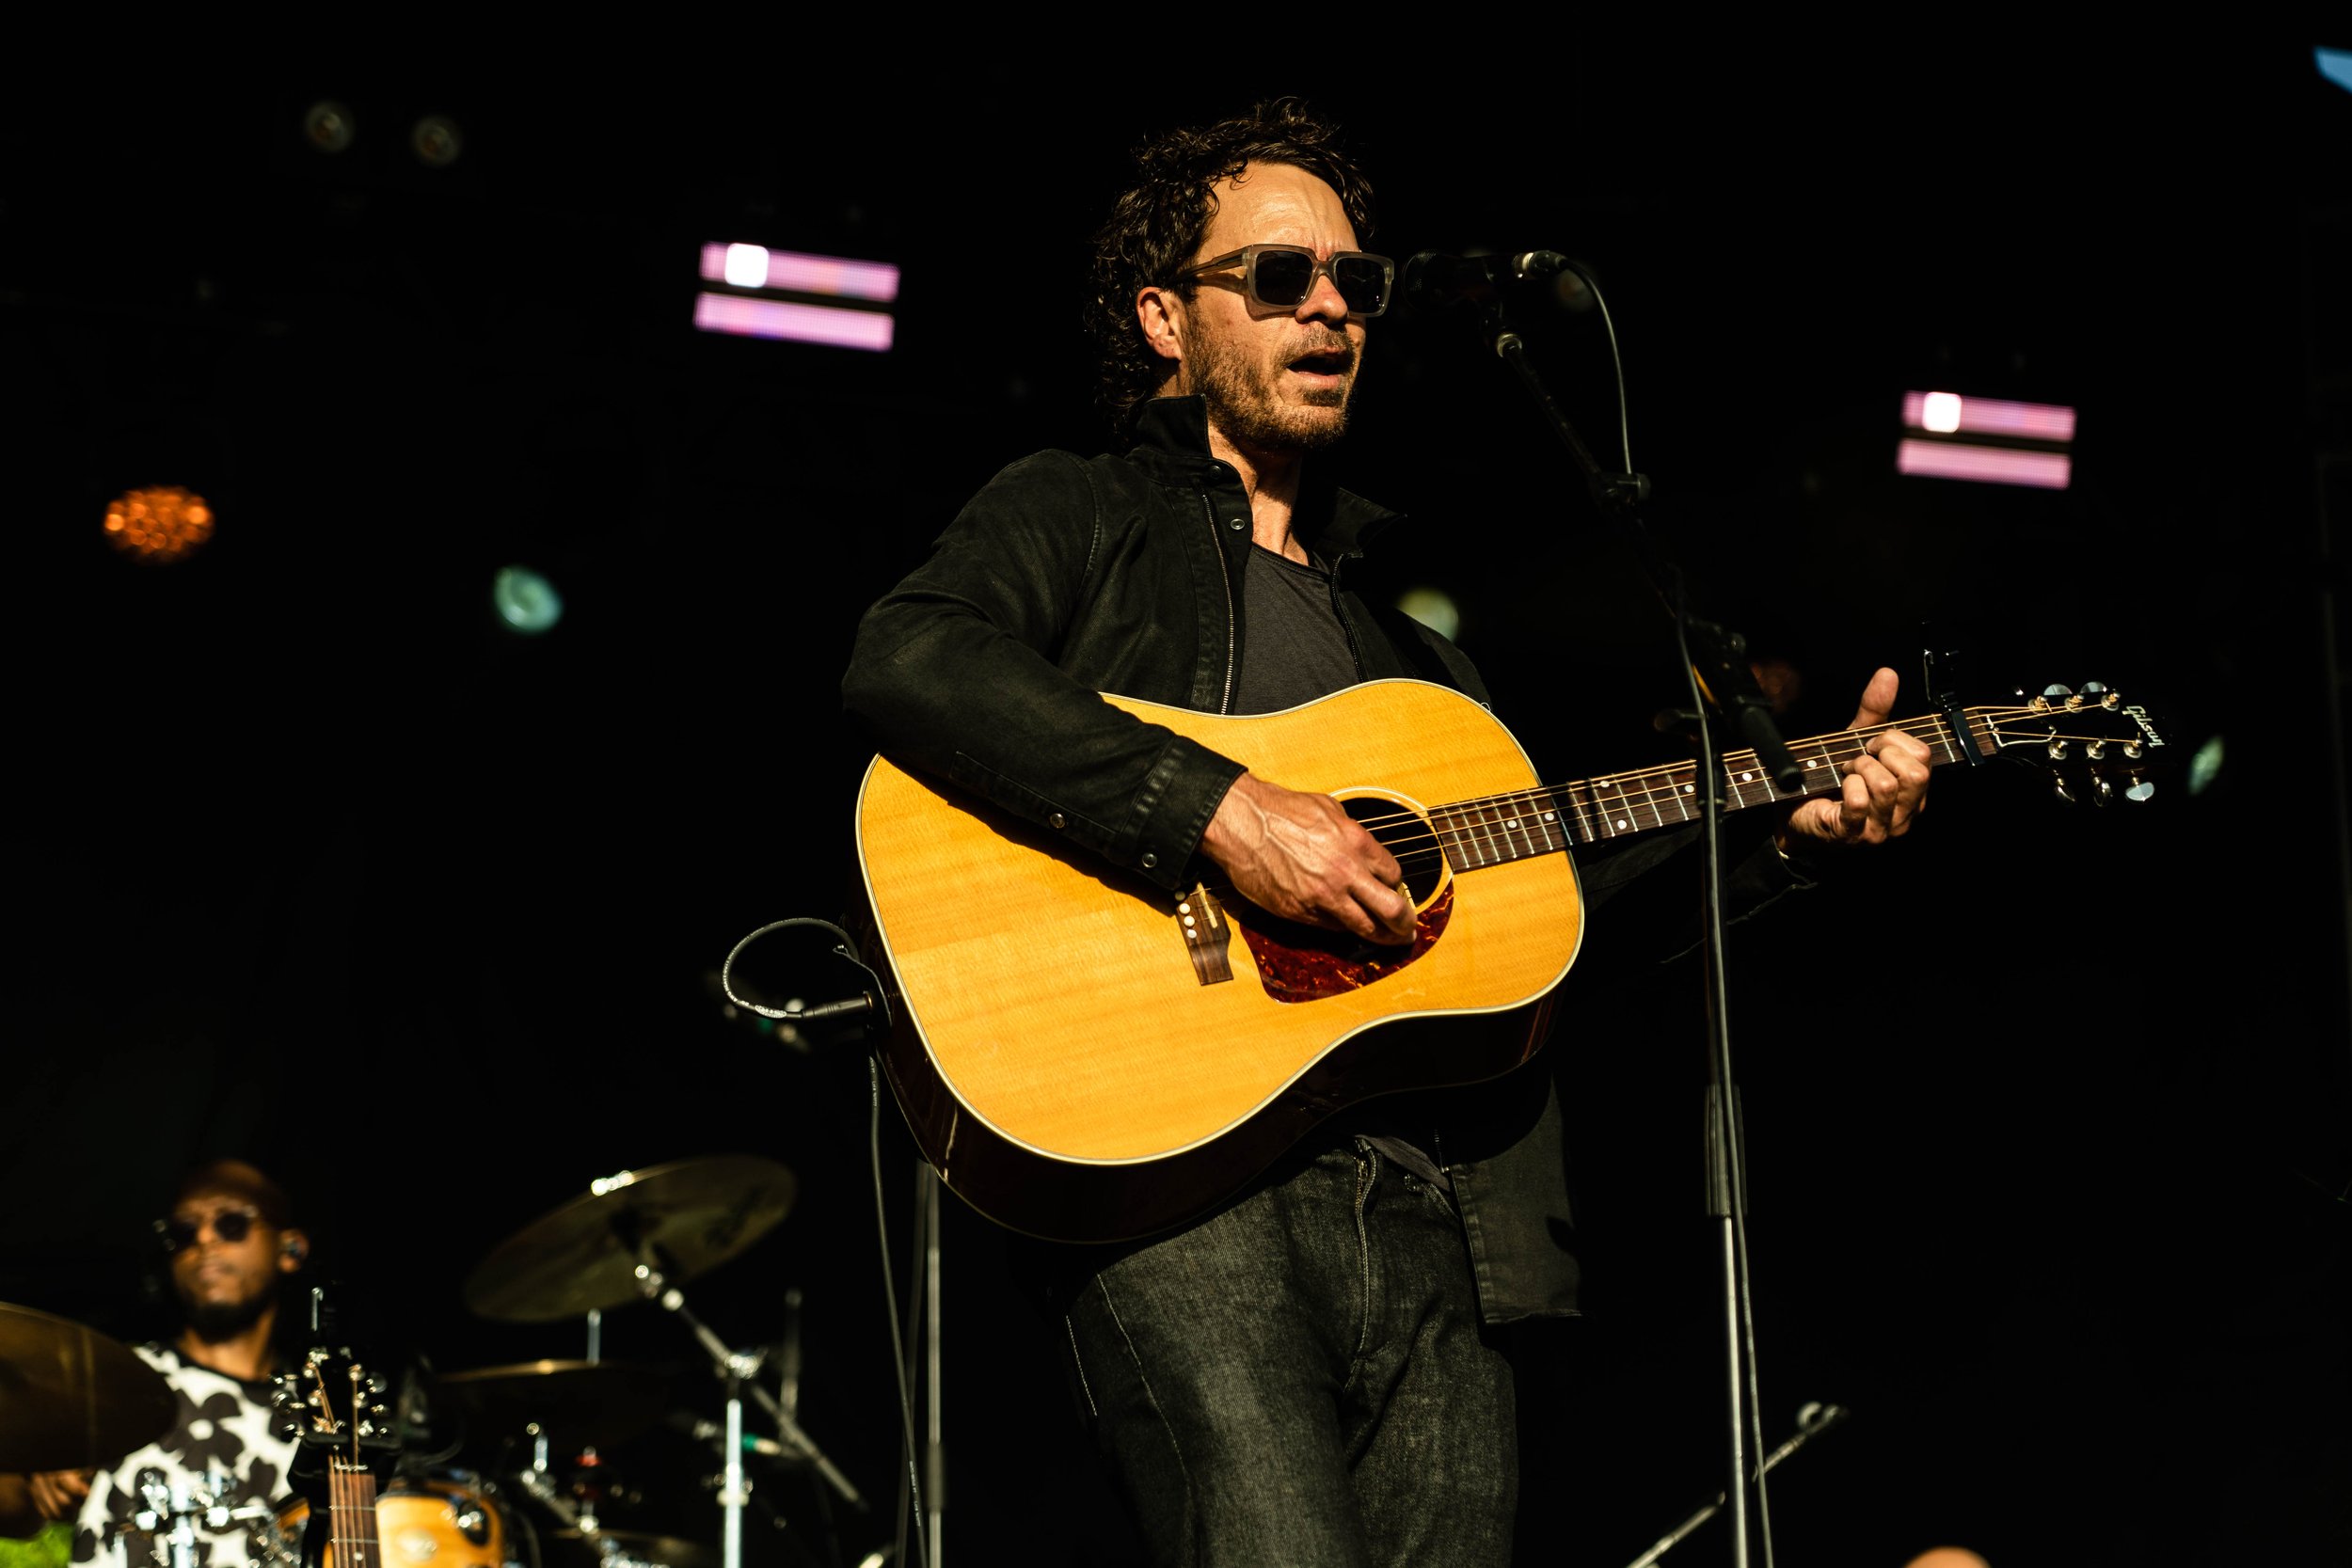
1484;315;1799;788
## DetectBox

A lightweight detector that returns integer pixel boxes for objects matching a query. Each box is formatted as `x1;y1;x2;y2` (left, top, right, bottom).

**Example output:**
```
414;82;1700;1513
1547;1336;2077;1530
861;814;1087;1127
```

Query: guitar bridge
1178;884;1234;986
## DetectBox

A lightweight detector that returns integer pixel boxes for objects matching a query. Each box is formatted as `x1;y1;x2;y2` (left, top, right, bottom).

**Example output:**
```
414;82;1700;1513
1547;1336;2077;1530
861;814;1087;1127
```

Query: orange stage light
103;486;215;563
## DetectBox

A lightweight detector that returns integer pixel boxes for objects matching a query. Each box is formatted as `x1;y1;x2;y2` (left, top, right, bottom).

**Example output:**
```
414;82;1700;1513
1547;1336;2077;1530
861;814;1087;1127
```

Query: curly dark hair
1084;97;1375;442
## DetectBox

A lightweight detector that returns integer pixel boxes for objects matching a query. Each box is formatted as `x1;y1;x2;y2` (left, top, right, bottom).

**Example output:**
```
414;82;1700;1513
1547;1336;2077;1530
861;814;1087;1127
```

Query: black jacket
841;396;1809;1322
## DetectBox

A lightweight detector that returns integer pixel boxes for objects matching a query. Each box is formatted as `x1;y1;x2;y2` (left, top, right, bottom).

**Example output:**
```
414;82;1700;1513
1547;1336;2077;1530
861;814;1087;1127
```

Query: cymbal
462;1156;796;1323
544;1530;717;1568
436;1360;675;1449
0;1302;177;1471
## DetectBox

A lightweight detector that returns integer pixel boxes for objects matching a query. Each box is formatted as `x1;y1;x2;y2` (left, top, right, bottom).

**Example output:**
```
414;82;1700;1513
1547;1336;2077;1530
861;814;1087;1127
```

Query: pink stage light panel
698;243;900;303
693;293;895;352
1897;437;2071;490
1902;390;2077;442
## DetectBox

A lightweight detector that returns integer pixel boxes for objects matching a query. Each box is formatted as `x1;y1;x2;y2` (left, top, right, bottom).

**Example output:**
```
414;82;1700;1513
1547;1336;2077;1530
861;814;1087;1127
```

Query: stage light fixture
2318;47;2352;96
412;115;463;167
103;485;215;563
694;242;899;352
723;244;771;288
2187;735;2224;797
492;564;564;634
1396;587;1461;641
1897;389;2075;490
304;101;355;153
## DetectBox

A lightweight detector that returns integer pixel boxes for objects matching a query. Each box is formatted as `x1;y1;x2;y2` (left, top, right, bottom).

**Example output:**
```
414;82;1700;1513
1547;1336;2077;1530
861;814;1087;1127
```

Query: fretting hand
1775;666;1933;851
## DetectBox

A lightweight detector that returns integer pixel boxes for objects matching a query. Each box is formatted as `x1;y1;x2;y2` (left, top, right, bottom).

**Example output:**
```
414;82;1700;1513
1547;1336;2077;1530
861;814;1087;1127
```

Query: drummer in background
0;1161;310;1568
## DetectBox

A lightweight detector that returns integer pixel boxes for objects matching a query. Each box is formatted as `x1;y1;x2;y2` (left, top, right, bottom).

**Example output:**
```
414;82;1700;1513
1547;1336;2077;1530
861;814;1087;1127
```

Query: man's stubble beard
182;1283;275;1343
1190;327;1355;457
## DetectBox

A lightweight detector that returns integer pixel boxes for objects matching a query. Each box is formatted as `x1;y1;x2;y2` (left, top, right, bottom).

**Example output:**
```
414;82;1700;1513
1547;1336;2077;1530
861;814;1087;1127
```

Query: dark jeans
1056;1140;1518;1568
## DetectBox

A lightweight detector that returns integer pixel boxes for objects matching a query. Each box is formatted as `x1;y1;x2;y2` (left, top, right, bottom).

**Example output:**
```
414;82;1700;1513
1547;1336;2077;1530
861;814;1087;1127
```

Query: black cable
1566;262;1776;1568
1562;259;1635;476
867;1054;929;1568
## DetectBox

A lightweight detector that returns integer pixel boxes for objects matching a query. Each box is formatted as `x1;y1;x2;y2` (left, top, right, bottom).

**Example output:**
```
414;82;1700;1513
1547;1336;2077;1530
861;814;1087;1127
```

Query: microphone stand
1452;277;1797;1568
1622;1403;1851;1568
722;919;934;1568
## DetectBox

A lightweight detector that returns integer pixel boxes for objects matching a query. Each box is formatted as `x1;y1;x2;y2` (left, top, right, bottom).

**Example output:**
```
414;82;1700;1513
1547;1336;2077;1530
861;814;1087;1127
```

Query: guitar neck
1430;709;1986;871
327;1456;380;1568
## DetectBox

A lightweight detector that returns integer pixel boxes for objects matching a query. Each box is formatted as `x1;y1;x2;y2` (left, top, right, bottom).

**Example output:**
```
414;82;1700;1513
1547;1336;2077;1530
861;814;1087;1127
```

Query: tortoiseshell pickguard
1236;884;1455;1004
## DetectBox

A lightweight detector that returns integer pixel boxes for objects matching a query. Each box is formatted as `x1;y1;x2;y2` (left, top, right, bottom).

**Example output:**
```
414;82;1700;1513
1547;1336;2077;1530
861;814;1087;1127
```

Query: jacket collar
1121;395;1403;560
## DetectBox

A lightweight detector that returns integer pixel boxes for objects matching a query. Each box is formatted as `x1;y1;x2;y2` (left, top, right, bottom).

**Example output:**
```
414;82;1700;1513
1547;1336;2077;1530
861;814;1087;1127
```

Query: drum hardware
0;1300;177;1471
600;1211;860;1512
437;1362;679;1455
544;1531;718;1568
112;1473;280;1568
460;1159;862;1568
511;1450;589;1536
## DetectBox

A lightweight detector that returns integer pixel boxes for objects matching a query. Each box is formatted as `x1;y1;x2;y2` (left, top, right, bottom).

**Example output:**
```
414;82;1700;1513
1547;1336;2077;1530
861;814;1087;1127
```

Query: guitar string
1352;717;1947;845
1359;707;2124;835
1340;709;2136;859
1342;714;1960;839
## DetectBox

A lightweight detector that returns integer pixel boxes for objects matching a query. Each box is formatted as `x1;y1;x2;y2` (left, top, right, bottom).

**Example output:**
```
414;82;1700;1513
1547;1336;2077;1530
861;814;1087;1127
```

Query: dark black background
6;40;2347;1568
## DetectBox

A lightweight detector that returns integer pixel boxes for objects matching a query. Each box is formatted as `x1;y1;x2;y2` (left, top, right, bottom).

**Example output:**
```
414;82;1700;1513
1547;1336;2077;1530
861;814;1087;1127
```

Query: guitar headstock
272;1344;402;1460
1968;681;2169;805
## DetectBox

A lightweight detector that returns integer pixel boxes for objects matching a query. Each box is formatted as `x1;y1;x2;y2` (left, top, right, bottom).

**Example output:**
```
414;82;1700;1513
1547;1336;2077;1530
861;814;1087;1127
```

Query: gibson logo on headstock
2124;705;2168;748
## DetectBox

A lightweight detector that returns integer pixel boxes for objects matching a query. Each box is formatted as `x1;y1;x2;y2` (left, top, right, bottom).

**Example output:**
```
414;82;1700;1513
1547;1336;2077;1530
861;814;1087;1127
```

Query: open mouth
1287;344;1353;380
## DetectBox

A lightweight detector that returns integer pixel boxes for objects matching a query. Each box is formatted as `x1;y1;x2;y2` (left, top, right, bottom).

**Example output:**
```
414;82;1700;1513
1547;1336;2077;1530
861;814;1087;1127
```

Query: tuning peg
2047;736;2068;760
2053;777;2076;805
2126;776;2155;802
2092;776;2114;805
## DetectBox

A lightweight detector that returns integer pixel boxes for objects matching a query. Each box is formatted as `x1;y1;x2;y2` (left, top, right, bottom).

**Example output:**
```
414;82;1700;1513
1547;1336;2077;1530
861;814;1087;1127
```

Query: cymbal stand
623;1233;868;1568
516;1426;592;1533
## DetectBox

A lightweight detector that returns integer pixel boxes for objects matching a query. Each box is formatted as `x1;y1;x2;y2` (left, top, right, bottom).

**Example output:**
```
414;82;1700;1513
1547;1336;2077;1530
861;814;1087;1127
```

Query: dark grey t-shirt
1232;544;1451;1193
1232;545;1359;717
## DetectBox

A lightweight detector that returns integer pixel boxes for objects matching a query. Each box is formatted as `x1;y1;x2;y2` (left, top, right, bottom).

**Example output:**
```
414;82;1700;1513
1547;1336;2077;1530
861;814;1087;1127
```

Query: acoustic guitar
853;676;2164;1243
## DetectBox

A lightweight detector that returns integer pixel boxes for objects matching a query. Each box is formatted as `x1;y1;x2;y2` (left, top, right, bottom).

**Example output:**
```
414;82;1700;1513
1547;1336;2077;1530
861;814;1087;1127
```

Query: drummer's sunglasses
1186;245;1394;318
155;1207;262;1252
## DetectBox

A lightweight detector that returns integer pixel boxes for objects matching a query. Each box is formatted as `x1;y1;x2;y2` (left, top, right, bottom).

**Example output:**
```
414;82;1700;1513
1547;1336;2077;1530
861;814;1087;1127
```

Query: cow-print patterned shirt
70;1346;297;1568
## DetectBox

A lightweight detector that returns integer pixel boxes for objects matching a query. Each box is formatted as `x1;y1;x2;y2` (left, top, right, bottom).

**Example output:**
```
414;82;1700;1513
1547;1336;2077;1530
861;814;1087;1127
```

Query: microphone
720;916;894;1044
1401;249;1576;312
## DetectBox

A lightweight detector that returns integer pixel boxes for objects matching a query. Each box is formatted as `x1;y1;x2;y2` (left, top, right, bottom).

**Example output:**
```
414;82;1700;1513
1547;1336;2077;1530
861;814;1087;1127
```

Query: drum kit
3;1154;869;1568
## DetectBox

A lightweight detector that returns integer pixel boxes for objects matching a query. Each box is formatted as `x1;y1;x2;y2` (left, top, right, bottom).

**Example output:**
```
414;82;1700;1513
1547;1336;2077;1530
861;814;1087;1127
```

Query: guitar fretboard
328;1456;379;1568
1428;712;1982;873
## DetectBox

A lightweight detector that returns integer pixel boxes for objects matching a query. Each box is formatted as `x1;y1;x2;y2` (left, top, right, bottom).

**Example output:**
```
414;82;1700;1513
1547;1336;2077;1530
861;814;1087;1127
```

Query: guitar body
854;679;1583;1243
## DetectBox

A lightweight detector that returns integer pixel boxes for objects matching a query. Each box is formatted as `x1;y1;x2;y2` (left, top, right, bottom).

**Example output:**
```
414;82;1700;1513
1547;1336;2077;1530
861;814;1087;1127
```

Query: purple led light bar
1902;390;2077;441
693;292;895;352
698;243;900;303
1897;437;2071;490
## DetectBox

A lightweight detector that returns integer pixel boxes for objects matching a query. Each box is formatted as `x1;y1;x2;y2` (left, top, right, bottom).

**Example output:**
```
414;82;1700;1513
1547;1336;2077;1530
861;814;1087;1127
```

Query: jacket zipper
1200;487;1237;714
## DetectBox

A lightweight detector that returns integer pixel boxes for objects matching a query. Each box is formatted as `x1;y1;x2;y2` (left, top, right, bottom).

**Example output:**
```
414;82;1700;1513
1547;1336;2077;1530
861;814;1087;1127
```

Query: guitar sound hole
1347;797;1446;901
